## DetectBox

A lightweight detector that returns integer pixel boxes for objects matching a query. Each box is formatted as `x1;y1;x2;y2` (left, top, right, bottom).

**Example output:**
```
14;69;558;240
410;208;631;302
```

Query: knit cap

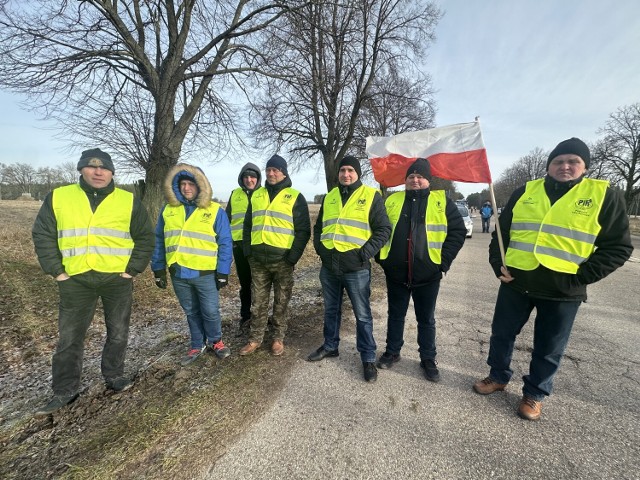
405;158;432;180
338;156;362;178
547;138;590;170
77;148;115;174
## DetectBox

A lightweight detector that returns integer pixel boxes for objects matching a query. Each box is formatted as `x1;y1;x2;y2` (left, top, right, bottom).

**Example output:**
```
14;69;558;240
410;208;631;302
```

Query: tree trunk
324;153;339;191
142;148;179;222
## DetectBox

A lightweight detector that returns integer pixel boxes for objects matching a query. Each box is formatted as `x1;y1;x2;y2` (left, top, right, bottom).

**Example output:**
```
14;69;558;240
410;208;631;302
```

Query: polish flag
366;121;492;187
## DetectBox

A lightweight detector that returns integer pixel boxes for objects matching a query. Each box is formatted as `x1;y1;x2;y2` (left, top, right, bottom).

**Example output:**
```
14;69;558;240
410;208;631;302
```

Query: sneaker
518;395;542;421
363;362;378;383
181;346;205;366
239;341;261;356
34;393;79;417
209;340;231;359
377;352;400;369
473;376;507;395
105;376;133;392
420;359;440;382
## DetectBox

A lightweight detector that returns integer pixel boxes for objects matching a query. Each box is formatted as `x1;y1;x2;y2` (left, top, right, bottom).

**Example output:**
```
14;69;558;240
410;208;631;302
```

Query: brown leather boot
239;341;261;356
271;340;284;356
473;376;507;395
518;396;542;421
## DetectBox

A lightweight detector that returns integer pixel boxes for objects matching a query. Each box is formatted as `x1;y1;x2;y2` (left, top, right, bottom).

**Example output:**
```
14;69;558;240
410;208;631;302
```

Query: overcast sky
1;0;639;199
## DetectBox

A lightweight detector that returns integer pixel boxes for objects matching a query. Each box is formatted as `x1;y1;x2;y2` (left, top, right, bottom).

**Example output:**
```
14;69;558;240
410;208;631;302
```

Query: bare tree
250;0;441;190
0;0;304;215
56;161;81;185
2;162;36;194
356;64;436;181
593;103;640;210
491;147;548;206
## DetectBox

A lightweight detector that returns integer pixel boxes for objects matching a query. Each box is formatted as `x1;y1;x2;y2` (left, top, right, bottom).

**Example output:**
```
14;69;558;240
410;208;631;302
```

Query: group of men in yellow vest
33;137;632;421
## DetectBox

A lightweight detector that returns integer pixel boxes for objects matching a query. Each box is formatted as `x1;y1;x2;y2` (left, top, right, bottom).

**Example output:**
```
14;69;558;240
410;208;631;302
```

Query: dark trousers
384;278;440;360
482;217;491;233
52;272;133;396
487;284;581;401
248;258;294;343
232;242;252;321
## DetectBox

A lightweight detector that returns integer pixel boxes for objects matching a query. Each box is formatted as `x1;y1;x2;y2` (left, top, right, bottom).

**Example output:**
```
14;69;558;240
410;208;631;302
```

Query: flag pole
488;183;506;267
474;116;506;267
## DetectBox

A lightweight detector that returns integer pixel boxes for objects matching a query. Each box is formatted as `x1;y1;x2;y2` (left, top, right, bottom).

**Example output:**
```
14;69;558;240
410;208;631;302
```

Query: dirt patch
0;200;330;479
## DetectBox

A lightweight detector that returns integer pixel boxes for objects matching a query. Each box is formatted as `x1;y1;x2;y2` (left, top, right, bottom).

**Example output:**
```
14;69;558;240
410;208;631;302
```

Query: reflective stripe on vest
52;184;134;275
505;178;608;273
250;186;300;249
163;203;220;270
229;188;249;241
320;185;375;251
379;190;448;264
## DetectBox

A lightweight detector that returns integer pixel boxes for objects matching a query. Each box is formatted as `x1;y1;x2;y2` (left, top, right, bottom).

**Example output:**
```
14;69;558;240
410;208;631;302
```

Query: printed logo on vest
575;198;593;209
522;196;535;205
200;211;212;223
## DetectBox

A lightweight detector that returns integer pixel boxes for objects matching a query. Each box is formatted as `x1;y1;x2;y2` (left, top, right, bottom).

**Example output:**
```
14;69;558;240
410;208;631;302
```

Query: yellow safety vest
229;188;249;241
52;184;134;275
320;185;375;251
379;190;448;264
250;187;300;249
505;178;608;274
163;203;220;270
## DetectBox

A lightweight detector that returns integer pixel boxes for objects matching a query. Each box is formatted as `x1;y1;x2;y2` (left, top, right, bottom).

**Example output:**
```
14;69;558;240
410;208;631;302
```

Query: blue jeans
320;266;376;363
171;274;222;349
384;279;440;360
482;217;491;232
487;284;581;401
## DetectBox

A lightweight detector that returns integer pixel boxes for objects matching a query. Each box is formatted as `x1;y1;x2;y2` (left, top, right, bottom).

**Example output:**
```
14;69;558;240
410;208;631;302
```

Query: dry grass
0;200;325;480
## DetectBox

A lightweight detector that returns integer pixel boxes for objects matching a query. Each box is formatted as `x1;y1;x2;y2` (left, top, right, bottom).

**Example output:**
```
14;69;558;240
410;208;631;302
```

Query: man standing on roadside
239;155;310;357
151;163;233;366
377;158;466;382
481;201;493;233
473;138;632;421
32;148;154;416
226;163;262;333
307;156;391;383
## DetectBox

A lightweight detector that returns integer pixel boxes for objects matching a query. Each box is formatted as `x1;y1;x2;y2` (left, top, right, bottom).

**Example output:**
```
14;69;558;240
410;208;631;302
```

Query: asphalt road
209;217;640;480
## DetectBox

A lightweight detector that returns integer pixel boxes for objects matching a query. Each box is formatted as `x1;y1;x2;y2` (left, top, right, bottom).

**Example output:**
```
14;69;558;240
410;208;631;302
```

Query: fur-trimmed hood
164;163;212;208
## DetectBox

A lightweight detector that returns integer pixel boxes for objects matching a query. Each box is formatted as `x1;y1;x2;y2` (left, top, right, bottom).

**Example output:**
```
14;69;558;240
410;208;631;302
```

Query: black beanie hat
266;154;288;176
406;158;432;180
77;148;115;174
338;155;362;179
547;137;590;170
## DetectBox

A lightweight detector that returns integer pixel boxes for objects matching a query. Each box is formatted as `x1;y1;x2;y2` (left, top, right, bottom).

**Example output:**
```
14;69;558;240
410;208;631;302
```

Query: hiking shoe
271;339;284;356
473;376;507;395
420;359;441;382
34;393;79;417
209;340;231;359
239;341;261;356
518;395;542;421
363;362;378;382
181;346;205;366
106;376;133;392
377;352;400;369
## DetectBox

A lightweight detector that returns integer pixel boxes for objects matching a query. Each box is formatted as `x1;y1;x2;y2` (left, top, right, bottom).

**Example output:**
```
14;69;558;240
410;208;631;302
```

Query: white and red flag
366;121;492;187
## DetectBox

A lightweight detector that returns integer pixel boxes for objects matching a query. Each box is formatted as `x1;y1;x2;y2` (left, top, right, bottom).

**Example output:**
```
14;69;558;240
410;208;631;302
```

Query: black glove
216;273;228;290
153;270;167;289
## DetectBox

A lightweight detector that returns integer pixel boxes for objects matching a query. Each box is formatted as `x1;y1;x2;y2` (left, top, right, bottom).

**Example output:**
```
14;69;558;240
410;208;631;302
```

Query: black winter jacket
242;175;311;265
489;175;633;301
379;188;466;286
313;180;391;274
32;177;155;277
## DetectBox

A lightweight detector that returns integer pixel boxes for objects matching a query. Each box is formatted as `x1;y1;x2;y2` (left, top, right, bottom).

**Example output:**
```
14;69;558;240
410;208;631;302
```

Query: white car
457;204;473;238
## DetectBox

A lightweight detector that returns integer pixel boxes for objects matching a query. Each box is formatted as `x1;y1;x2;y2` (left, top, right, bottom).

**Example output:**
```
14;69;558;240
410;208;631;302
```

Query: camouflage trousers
248;258;294;343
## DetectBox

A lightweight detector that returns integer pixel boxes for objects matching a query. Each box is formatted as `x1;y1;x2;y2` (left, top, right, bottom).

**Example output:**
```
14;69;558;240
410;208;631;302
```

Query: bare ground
0;201;336;479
